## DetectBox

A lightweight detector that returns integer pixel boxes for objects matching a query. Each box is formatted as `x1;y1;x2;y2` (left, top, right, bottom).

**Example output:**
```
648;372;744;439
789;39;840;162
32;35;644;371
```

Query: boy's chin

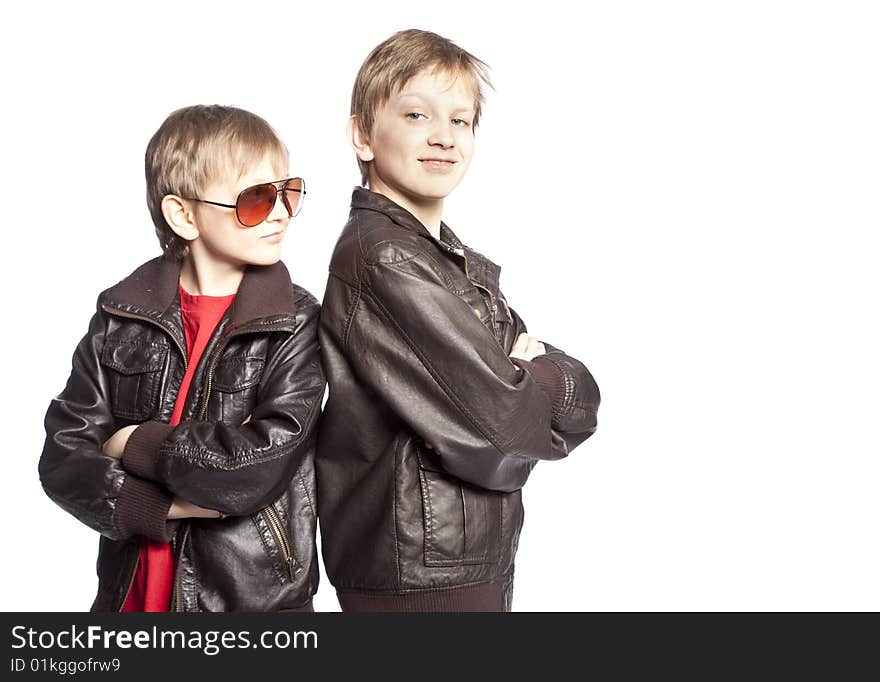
240;250;283;267
421;178;464;200
372;176;460;204
402;184;457;204
245;255;282;267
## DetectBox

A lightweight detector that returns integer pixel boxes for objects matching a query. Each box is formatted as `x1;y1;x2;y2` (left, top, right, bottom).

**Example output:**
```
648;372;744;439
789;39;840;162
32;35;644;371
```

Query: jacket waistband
337;583;504;612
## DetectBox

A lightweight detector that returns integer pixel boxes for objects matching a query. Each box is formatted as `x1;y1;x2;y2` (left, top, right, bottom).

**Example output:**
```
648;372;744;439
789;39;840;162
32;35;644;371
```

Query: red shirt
122;285;235;612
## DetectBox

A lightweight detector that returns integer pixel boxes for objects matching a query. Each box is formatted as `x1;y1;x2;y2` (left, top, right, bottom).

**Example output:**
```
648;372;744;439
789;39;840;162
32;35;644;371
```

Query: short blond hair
350;29;492;185
145;105;288;260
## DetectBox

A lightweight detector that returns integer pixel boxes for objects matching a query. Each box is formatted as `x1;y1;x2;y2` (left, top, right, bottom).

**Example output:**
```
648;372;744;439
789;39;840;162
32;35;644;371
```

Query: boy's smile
361;68;476;224
419;158;458;173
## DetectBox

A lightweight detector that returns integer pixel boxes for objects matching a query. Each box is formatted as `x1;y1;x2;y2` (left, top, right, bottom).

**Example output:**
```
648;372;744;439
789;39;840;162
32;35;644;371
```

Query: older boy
317;30;601;611
40;105;325;611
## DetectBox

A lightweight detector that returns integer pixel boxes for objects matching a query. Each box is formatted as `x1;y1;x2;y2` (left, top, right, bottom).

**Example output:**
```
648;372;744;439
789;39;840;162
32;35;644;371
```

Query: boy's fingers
527;338;545;358
512;333;548;361
101;424;138;459
510;333;529;357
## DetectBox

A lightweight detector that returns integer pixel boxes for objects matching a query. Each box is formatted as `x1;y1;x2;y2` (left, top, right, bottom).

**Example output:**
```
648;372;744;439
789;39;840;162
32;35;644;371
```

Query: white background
2;0;878;611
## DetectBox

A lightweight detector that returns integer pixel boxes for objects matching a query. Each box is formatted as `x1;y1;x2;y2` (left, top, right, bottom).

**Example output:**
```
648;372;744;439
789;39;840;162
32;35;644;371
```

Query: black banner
0;613;873;678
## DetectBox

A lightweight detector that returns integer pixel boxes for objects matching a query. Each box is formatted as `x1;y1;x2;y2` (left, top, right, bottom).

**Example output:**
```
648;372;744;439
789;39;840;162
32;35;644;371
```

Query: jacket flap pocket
213;355;264;392
100;340;167;375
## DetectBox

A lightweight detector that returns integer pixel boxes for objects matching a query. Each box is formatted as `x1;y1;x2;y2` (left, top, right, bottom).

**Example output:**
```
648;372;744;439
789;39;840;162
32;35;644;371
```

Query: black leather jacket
39;257;325;611
317;189;600;611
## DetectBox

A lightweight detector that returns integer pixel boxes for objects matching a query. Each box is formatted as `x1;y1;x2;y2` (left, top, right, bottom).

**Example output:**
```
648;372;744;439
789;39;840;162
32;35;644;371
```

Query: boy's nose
267;192;291;222
427;124;455;149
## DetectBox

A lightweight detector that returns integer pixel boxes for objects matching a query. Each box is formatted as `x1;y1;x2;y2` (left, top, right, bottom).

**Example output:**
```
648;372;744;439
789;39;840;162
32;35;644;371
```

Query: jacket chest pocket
417;447;502;567
100;340;167;421
204;354;264;424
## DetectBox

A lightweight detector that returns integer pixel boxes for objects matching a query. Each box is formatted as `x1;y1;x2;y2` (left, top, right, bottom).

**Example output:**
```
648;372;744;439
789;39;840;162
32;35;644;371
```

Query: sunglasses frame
183;177;306;227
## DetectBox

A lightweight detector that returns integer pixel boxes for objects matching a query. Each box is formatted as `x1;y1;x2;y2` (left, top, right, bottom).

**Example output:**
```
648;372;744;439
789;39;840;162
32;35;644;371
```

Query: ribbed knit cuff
122;421;174;481
113;475;173;542
512;355;566;418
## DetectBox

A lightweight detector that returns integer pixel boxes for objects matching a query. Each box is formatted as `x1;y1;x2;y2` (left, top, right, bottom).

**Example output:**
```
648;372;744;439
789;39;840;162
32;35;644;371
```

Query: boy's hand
102;424;139;459
103;428;221;518
509;333;546;362
167;498;221;520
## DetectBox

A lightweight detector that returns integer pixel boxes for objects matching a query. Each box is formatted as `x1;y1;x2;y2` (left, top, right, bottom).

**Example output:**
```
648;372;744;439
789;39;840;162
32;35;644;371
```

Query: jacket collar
100;256;298;332
350;187;502;294
350;186;465;251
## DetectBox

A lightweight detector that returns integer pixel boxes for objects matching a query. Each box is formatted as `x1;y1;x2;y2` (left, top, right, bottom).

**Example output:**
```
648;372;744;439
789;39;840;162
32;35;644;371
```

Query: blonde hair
145;105;288;260
350;29;492;185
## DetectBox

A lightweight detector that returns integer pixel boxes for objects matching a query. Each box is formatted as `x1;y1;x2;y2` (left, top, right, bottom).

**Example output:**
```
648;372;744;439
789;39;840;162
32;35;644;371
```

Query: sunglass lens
282;178;304;217
237;183;277;227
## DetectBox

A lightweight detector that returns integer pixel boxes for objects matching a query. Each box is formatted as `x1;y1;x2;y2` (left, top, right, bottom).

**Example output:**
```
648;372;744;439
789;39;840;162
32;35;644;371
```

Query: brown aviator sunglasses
182;177;306;227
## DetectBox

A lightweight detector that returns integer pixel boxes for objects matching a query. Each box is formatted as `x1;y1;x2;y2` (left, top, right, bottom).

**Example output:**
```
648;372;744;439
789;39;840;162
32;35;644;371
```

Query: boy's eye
452;118;471;127
406;112;425;120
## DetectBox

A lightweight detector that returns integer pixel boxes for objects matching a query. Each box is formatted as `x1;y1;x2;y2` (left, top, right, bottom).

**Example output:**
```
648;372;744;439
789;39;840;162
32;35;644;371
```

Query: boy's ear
161;195;200;243
347;115;374;162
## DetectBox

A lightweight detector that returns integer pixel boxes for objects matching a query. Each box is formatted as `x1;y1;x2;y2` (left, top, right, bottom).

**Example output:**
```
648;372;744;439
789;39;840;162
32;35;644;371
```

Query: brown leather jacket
317;188;600;611
39;257;325;611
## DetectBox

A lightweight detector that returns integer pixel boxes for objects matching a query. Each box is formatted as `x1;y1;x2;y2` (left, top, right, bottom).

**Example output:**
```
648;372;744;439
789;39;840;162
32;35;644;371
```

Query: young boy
317;30;601;611
39;105;325;611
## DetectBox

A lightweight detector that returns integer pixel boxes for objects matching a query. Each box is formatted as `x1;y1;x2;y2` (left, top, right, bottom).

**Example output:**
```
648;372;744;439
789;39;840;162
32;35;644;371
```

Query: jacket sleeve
39;308;174;542
120;294;325;516
507;305;600;446
339;245;590;493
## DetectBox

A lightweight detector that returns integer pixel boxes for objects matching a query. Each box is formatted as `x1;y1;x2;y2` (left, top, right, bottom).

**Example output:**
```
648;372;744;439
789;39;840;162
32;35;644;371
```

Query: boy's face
363;68;476;211
191;158;290;267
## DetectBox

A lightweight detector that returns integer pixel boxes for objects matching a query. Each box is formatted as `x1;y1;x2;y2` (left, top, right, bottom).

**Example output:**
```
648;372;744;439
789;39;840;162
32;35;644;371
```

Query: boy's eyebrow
395;91;475;112
395;90;430;102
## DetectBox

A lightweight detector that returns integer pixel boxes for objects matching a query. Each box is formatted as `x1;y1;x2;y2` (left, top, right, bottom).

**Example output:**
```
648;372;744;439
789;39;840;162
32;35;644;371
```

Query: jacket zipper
101;305;188;371
453;248;511;329
262;504;297;581
117;556;139;611
196;328;247;420
174;558;183;612
171;522;190;612
174;569;182;612
198;349;221;420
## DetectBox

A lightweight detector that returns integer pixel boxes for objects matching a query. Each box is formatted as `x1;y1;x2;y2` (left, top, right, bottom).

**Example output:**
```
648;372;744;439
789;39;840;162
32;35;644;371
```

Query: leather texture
40;256;325;611
317;188;600;610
